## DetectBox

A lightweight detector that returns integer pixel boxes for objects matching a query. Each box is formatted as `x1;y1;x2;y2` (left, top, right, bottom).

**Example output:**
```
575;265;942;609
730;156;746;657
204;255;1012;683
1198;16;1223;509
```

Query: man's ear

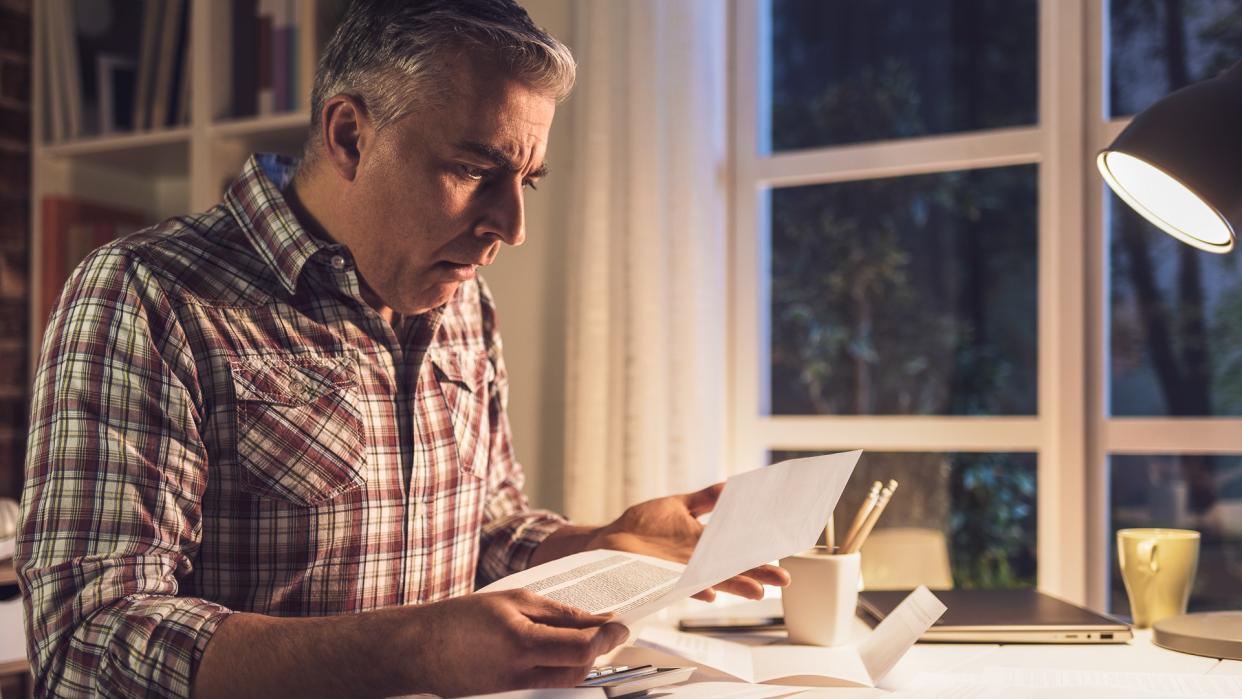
319;94;373;182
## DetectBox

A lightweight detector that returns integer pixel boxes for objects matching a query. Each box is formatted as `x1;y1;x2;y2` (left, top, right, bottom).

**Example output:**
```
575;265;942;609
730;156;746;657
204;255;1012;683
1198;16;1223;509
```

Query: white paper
480;549;687;617
856;586;947;682
656;681;818;698
0;595;25;665
636;587;944;688
483;451;861;626
453;690;603;699
910;667;1242;697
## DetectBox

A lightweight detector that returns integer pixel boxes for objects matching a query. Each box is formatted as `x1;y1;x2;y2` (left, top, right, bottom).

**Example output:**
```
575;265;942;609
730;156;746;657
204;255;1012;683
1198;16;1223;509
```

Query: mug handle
1138;539;1160;574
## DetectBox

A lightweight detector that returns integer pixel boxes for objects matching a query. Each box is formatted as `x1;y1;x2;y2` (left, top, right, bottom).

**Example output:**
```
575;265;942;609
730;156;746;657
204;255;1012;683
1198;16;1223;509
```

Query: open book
632;587;947;688
480;451;861;624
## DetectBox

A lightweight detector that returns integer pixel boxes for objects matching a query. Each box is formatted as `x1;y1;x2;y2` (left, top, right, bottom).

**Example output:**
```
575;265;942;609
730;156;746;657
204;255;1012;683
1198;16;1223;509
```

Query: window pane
1108;0;1242;118
773;451;1037;588
770;166;1038;416
1109;195;1242;416
1109;454;1242;614
768;0;1038;151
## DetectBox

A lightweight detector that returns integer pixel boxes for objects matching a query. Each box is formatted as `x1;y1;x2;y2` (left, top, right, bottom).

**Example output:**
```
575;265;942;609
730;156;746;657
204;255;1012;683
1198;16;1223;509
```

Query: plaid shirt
17;154;566;698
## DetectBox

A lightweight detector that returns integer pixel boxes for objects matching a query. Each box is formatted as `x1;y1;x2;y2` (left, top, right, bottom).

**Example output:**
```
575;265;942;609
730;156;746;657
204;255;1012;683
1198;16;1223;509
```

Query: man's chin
400;282;463;316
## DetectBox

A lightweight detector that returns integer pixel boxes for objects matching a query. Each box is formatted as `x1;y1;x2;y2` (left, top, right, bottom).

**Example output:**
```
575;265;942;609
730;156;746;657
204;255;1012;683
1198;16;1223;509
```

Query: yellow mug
1116;528;1199;628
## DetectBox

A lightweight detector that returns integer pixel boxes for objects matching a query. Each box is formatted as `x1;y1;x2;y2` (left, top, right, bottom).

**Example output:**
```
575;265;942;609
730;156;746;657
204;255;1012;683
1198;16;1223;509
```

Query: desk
617;597;1241;698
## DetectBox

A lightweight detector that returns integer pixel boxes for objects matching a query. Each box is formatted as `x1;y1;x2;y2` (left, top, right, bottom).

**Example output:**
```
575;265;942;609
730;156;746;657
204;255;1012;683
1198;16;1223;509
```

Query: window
1102;0;1242;612
733;0;1242;609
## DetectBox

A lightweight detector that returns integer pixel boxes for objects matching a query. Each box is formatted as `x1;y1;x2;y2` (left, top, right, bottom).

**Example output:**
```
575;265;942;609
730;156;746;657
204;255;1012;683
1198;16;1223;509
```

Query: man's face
345;55;556;315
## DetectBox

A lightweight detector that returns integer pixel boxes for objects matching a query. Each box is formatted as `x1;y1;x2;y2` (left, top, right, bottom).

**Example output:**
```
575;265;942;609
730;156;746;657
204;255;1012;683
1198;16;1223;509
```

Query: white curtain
562;0;730;522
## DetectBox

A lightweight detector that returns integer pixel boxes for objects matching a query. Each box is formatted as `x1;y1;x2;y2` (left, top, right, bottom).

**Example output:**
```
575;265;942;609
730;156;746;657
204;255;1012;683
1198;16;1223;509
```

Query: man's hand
535;484;791;602
194;589;628;698
404;590;629;696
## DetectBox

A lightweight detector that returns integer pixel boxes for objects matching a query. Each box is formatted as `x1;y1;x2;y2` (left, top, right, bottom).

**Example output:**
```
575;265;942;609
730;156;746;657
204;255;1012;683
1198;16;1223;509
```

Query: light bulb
1097;150;1234;253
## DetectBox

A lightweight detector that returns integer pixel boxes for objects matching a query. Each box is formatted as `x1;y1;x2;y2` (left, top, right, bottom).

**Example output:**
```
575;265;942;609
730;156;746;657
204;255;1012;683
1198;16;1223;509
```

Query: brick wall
0;0;29;500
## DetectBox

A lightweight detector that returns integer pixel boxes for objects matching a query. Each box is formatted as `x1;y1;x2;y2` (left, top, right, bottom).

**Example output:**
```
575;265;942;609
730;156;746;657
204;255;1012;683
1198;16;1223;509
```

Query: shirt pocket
230;353;367;506
427;347;495;479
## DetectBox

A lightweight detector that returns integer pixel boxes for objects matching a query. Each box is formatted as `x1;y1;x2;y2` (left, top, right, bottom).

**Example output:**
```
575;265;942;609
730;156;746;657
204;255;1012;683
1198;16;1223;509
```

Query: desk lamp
1097;58;1242;660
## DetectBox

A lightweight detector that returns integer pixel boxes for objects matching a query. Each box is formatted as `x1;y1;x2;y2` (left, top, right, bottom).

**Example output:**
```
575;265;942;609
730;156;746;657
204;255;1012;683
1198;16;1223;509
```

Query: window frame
729;0;1242;609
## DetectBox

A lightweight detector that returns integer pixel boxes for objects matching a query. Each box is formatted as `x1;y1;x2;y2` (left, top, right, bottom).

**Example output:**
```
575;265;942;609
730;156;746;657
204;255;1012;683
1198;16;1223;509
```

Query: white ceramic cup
779;547;860;646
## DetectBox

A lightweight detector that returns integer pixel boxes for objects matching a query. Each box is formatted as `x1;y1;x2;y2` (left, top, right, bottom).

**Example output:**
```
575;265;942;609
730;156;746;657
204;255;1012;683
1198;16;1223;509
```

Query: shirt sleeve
17;245;233;698
473;280;567;585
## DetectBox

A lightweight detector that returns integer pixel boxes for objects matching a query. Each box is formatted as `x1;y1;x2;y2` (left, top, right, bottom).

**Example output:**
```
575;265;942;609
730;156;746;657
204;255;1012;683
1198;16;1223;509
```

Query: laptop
858;588;1133;643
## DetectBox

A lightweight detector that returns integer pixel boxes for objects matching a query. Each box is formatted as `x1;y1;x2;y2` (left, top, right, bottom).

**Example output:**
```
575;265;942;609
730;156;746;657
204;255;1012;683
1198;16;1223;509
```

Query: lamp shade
1097;60;1242;254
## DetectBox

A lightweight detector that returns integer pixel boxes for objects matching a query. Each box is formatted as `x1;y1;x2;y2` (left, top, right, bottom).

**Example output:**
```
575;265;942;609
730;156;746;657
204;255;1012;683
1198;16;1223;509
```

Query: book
42;1;65;142
95;54;137;134
52;0;83;139
272;0;290;112
231;0;259;118
149;0;184;129
132;0;165;131
257;0;274;114
39;197;148;330
165;0;191;127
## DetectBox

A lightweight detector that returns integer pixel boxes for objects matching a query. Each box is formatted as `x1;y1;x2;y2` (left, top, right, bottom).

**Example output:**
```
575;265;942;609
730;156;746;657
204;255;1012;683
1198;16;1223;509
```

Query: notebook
858;588;1132;643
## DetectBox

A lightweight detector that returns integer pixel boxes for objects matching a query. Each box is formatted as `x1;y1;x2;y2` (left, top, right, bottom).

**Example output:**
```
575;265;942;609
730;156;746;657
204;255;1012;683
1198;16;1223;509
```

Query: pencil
845;479;899;554
841;480;882;553
825;513;835;553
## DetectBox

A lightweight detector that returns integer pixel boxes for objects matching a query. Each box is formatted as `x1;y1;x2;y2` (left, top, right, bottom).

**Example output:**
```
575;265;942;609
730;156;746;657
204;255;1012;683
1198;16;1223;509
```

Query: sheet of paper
452;689;603;699
636;587;938;688
657;681;820;698
987;667;1242;694
479;549;685;617
679;451;860;595
483;451;860;626
638;627;757;681
749;644;871;686
618;451;861;623
856;586;947;683
909;668;1242;698
0;595;25;664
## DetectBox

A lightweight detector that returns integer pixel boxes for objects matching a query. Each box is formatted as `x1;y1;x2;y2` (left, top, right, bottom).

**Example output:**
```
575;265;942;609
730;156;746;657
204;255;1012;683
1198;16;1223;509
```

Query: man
17;1;787;697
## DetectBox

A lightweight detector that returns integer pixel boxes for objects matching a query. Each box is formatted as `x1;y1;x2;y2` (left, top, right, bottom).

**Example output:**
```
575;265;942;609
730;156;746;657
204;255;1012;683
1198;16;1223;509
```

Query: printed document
480;451;861;624
636;587;947;688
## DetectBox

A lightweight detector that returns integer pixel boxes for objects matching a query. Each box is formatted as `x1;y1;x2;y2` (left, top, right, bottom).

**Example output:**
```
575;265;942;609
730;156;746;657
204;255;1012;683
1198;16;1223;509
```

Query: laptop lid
858;588;1133;643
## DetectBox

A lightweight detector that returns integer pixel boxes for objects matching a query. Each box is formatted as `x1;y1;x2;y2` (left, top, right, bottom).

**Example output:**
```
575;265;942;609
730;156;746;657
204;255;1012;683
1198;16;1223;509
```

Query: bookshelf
30;0;344;367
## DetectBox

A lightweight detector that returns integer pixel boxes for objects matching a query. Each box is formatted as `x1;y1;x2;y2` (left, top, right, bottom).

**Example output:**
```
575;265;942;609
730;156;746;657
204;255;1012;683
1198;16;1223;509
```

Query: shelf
211;111;310;137
212;112;312;158
40;128;191;178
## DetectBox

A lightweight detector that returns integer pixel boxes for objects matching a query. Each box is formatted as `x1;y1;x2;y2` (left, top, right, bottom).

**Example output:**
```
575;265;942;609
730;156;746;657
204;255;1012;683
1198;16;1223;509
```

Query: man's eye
523;179;539;191
460;165;487;181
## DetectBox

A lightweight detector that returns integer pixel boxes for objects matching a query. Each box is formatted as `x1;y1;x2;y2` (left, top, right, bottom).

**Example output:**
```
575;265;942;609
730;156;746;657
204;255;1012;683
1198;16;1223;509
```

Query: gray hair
306;0;575;152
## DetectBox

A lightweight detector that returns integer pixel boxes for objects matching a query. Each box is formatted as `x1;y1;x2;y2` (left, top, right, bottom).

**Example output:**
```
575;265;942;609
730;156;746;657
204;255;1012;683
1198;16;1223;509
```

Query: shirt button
330;254;346;270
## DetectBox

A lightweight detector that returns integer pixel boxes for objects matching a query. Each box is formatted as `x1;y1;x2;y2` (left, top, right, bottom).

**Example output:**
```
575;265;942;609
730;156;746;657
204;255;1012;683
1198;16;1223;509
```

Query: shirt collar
224;153;334;295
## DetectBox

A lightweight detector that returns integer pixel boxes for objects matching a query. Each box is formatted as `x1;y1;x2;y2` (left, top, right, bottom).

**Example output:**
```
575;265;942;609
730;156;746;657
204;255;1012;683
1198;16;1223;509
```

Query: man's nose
480;178;526;246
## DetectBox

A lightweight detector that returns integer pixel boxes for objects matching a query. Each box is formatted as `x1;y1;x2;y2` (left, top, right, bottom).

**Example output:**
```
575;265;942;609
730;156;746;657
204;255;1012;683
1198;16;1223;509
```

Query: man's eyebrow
457;141;549;179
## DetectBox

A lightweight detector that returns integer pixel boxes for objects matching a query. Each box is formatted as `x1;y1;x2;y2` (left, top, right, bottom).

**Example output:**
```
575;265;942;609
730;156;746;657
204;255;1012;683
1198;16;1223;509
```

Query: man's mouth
436;261;479;280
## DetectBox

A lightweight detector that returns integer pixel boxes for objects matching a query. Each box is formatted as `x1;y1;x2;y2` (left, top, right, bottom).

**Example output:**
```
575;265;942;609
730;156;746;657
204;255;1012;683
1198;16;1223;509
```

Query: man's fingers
521;592;615;628
682;482;724;517
710;575;766;600
691;587;717;602
519;622;630;667
747;563;791;587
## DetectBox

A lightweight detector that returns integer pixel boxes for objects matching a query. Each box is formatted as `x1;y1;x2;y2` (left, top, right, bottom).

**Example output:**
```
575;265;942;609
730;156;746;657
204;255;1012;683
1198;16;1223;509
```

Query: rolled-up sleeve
17;246;232;698
474;284;567;585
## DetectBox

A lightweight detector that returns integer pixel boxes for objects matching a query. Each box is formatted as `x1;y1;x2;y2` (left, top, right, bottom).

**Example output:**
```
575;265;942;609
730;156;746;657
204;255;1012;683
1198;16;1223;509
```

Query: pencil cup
780;547;860;646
